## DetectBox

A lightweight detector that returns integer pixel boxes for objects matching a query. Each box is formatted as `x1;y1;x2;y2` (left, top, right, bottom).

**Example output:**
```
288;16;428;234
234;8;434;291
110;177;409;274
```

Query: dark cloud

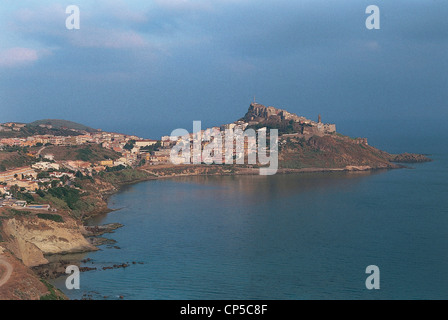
0;0;447;140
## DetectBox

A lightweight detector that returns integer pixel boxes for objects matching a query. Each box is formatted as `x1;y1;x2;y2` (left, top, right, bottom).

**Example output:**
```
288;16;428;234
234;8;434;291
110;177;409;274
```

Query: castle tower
318;114;322;123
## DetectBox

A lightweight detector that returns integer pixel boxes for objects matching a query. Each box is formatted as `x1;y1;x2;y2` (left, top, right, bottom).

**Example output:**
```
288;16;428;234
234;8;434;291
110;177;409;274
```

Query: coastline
0;157;430;300
49;159;431;299
80;160;413;223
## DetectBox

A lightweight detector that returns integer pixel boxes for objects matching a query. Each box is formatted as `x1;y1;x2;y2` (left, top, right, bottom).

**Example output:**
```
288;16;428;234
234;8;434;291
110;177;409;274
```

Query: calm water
52;152;448;300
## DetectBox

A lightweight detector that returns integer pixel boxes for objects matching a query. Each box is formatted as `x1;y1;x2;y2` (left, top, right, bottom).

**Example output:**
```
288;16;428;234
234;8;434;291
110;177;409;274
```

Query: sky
0;0;447;150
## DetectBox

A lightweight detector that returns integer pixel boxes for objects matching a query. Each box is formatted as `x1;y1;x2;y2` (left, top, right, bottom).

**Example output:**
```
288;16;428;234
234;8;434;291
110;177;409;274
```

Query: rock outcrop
0;252;55;300
2;216;96;267
240;103;336;135
242;103;305;123
9;237;48;267
390;153;432;163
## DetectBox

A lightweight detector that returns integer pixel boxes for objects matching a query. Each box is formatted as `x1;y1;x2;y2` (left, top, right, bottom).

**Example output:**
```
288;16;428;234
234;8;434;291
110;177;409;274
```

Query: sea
51;125;448;300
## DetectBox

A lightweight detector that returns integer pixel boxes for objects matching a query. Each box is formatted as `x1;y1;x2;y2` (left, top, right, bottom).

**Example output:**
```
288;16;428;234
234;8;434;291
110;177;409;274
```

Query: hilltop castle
239;102;336;137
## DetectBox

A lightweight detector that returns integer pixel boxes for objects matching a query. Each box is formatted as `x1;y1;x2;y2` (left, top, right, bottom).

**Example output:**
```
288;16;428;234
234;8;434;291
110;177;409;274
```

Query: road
0;256;13;287
36;146;46;157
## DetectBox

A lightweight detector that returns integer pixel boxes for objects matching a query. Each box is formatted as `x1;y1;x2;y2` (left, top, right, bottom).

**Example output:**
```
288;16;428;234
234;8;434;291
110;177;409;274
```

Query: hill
0;151;35;172
236;102;431;169
28;119;97;132
0;125;84;139
39;144;121;162
278;135;395;169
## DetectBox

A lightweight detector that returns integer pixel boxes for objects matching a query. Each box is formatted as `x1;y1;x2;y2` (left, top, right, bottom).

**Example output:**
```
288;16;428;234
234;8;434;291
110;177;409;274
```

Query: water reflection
167;170;387;205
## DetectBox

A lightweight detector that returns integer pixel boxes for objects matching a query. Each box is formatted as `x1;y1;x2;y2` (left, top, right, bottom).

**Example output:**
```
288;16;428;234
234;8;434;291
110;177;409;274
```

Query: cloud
10;3;158;52
68;28;149;49
96;0;148;24
364;41;380;51
153;0;213;12
14;3;66;31
0;47;40;67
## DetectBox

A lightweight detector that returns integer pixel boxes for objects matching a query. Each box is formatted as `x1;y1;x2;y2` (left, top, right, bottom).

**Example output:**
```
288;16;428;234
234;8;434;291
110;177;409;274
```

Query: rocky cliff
2;216;96;268
0;250;61;300
242;103;305;123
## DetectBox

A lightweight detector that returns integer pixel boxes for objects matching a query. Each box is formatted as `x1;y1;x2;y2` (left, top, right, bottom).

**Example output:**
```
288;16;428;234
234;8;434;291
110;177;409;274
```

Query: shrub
40;280;65;300
47;186;80;210
37;213;64;223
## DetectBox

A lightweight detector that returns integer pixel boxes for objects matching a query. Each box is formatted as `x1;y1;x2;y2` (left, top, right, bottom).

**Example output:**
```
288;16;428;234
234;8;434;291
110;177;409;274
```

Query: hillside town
0;122;161;209
0;103;339;209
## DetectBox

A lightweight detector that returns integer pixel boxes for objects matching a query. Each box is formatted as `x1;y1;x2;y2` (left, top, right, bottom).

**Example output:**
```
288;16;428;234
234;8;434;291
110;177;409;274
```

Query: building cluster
0;122;167;165
161;121;272;164
0;166;49;209
160;106;338;164
0;128;141;148
0;105;339;199
0;123;167;208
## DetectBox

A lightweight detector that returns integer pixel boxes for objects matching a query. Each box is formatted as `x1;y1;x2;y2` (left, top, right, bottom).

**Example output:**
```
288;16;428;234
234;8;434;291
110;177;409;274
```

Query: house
43;154;55;161
0;138;22;146
1;199;16;207
13;200;27;207
92;165;106;172
63;160;91;170
115;157;130;166
99;160;114;166
0;185;8;195
135;140;158;148
76;135;91;144
0;167;38;182
32;162;60;171
49;172;75;179
49;136;64;145
9;180;39;191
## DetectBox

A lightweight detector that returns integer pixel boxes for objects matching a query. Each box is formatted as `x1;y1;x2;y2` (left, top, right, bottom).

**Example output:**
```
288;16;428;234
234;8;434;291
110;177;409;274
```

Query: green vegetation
16;191;35;204
39;280;66;300
47;186;81;210
6;208;31;216
1;145;29;153
98;168;154;184
29;119;96;132
7;185;36;204
37;171;50;179
0;124;84;139
36;213;64;223
76;147;93;161
105;164;127;172
36;183;100;219
140;141;161;153
0;217;4;242
42;144;120;162
123;140;136;151
0;150;36;171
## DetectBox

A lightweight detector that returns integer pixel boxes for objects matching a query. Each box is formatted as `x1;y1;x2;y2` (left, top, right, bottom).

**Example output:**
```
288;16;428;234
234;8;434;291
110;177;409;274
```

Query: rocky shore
390;153;433;163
